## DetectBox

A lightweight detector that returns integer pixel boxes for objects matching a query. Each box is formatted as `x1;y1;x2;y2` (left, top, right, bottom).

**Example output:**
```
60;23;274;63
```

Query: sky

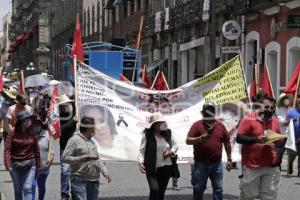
0;0;11;32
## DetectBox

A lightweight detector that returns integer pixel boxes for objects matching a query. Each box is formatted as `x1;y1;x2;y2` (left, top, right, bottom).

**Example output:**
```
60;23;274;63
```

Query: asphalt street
0;140;300;200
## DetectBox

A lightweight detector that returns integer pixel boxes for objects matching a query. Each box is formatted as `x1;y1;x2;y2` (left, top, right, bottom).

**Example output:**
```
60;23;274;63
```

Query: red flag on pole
248;81;257;102
284;62;300;94
70;14;84;71
46;86;61;139
151;70;169;90
139;65;151;88
135;15;144;49
261;65;274;97
119;74;133;85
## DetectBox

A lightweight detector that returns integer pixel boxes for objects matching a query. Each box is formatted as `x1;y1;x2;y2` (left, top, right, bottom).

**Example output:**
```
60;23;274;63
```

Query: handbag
171;155;180;178
12;159;33;170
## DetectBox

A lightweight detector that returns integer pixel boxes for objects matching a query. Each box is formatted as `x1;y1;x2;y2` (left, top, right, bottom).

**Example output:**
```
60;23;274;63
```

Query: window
97;2;100;32
87;8;90;36
92;5;95;33
83;11;86;37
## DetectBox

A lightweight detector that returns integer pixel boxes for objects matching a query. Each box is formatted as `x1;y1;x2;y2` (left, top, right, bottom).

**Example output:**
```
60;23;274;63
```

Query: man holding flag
285;96;300;177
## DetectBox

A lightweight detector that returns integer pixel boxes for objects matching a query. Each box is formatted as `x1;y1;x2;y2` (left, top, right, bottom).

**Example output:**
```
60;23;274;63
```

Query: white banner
77;56;248;162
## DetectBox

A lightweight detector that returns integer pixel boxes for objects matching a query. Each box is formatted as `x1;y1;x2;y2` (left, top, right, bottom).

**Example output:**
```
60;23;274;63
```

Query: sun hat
147;112;166;128
2;87;18;99
16;111;36;121
276;93;289;107
57;94;74;105
80;116;95;128
15;93;28;104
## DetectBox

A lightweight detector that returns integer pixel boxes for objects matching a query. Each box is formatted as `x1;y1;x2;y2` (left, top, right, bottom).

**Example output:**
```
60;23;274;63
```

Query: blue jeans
60;149;71;197
193;161;223;200
32;171;49;200
71;178;99;200
10;165;36;200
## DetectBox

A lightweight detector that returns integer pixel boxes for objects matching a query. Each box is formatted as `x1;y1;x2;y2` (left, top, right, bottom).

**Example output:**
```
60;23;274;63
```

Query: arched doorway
245;31;260;85
286;37;300;83
265;41;280;97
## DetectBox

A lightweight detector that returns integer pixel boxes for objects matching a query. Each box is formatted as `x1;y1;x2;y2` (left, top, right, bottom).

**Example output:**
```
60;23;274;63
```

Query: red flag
284;63;300;94
248;81;257;102
0;72;3;92
139;65;151;88
119;74;132;85
152;71;169;90
46;86;61;139
135;15;144;49
261;65;274;97
70;14;84;70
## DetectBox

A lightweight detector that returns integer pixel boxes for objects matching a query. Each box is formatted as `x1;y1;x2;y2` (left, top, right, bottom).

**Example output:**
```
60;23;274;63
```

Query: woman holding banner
138;112;178;200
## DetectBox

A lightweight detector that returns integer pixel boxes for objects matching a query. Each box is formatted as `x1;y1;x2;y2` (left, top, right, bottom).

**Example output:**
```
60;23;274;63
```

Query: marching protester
4;111;40;200
62;116;112;200
285;95;300;177
31;98;54;200
7;93;32;132
58;95;77;200
186;102;232;200
276;93;291;171
138;112;179;200
0;87;17;145
236;93;283;200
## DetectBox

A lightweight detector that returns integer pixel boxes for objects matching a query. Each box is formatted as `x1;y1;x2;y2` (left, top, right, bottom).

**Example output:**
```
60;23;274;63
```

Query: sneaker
172;186;180;191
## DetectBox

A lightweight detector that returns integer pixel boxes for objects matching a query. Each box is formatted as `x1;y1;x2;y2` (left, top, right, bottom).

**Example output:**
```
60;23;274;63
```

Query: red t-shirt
187;120;230;163
237;112;280;168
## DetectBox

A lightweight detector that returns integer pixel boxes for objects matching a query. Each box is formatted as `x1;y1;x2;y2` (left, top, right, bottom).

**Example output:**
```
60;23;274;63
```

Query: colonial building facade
243;0;300;97
9;0;52;76
1;12;11;71
50;0;83;80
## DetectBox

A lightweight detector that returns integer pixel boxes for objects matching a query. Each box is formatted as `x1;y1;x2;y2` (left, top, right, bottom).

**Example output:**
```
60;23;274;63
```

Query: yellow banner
195;56;248;105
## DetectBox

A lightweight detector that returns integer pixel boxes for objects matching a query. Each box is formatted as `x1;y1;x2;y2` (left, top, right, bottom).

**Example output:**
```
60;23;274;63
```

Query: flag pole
161;71;170;90
255;64;259;93
47;135;54;163
131;15;144;82
19;69;25;94
150;70;160;89
74;55;79;129
265;64;274;97
293;73;300;107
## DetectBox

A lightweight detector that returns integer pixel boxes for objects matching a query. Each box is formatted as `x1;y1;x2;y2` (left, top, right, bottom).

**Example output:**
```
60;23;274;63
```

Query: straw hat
57;94;74;105
277;93;289;107
147;112;165;128
2;87;18;100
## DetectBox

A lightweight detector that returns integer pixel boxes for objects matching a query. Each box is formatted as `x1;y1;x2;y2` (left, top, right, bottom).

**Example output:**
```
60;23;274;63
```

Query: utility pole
209;0;216;71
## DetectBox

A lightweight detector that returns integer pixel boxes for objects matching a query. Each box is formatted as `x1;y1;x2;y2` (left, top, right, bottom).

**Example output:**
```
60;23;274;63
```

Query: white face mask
160;123;168;131
283;99;290;106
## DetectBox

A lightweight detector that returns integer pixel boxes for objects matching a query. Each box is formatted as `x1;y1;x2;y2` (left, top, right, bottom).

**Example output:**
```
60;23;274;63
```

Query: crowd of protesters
0;80;299;200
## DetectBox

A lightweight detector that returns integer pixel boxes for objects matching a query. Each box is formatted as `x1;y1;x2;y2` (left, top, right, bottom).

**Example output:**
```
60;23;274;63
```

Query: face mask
160;123;168;131
283;99;289;106
24;119;32;129
260;110;273;120
20;102;27;106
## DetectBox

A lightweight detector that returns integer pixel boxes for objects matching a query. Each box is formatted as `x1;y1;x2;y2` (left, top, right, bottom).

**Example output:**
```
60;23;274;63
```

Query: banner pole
161;71;170;90
74;55;80;129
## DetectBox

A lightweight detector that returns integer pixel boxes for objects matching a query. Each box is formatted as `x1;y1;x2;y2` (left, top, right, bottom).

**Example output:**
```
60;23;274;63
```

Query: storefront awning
147;59;166;72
